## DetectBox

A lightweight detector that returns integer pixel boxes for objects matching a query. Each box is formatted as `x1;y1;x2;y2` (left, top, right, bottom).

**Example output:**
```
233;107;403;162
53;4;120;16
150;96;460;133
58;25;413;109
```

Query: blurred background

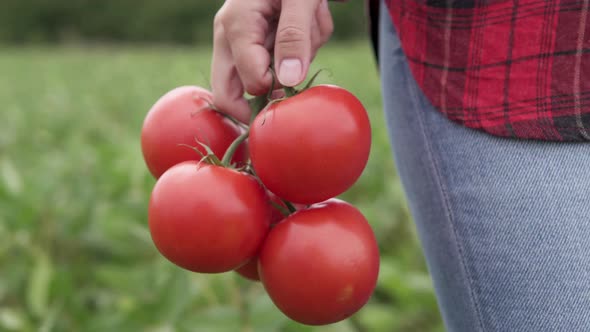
0;1;444;331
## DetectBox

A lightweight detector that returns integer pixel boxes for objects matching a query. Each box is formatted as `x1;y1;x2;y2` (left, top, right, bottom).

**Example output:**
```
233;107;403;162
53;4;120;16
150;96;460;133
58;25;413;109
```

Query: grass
0;41;444;332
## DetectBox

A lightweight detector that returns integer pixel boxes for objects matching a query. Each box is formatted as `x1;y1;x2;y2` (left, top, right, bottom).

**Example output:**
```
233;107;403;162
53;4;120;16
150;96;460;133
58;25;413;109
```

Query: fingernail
278;58;302;87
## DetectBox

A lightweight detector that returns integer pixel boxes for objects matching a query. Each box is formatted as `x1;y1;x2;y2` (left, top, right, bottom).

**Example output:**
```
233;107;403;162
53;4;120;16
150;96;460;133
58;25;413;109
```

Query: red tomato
235;192;308;281
235;191;290;281
234;259;260;281
259;199;379;325
141;86;247;179
249;85;371;204
148;161;270;273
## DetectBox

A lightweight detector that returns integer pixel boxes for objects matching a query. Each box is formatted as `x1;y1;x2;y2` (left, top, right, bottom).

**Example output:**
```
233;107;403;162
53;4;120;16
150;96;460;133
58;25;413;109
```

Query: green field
0;42;444;332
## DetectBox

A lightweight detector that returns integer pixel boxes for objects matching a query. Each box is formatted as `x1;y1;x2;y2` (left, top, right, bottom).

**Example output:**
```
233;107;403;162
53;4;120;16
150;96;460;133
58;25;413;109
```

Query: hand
211;0;334;123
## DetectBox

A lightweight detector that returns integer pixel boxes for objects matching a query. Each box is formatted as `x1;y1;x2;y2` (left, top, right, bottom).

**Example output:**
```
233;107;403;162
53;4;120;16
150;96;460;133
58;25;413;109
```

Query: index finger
211;20;252;124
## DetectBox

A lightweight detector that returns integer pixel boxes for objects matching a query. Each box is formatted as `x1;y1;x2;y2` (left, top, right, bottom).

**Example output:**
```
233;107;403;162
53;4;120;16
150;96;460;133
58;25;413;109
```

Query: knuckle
223;19;244;42
213;11;226;31
276;25;307;45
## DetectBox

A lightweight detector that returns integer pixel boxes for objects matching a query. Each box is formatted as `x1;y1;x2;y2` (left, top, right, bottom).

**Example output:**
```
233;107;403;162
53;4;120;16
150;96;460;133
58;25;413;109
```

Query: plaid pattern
383;0;590;141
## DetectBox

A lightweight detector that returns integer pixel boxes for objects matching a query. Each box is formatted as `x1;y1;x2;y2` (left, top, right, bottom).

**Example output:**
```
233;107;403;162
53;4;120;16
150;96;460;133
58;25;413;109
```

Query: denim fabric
379;3;590;331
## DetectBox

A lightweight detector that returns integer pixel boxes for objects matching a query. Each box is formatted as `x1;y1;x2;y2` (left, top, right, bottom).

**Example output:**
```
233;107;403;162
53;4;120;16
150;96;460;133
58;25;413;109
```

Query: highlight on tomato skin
141;86;247;179
249;84;372;205
148;161;272;274
258;198;380;325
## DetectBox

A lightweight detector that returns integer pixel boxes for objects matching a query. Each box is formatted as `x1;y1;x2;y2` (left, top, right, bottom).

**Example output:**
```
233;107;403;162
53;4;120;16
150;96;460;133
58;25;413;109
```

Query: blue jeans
379;4;590;332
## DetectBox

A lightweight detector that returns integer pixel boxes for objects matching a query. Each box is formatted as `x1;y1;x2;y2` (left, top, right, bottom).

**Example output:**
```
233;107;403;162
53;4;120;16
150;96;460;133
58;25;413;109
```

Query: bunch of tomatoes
141;81;380;326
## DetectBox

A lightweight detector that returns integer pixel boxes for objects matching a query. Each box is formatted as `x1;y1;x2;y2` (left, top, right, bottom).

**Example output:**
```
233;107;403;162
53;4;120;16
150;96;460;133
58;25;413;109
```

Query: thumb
275;0;321;87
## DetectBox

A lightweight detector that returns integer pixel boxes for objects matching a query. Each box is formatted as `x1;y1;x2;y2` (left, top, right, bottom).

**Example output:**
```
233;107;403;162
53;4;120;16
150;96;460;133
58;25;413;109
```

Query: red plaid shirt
380;0;590;141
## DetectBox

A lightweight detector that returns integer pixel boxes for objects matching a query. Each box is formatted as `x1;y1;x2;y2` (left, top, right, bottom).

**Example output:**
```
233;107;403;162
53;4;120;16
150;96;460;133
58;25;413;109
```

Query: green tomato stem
301;69;324;91
270;201;291;218
210;107;248;129
221;128;249;166
248;94;270;124
282;199;297;214
283;87;298;98
220;93;269;167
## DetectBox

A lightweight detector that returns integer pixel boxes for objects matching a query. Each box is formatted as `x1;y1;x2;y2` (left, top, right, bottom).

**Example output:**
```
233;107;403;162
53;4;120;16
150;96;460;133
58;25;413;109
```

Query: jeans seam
406;71;488;332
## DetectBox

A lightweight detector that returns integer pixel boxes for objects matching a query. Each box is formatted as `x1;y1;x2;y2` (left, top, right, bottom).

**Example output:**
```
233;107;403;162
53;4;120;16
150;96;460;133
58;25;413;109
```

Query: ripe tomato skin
235;191;290;281
234;259;260;281
249;85;371;204
141;86;247;179
235;192;309;281
259;199;380;325
148;161;271;273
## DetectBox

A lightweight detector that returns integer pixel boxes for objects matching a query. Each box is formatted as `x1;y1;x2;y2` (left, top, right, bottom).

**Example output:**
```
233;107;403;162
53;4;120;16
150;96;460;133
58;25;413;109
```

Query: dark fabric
381;0;590;141
368;0;381;64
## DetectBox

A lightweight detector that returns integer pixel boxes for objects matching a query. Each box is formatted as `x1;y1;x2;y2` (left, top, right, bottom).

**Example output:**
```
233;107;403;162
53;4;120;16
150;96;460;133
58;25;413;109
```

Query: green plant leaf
0;158;23;196
27;248;53;319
